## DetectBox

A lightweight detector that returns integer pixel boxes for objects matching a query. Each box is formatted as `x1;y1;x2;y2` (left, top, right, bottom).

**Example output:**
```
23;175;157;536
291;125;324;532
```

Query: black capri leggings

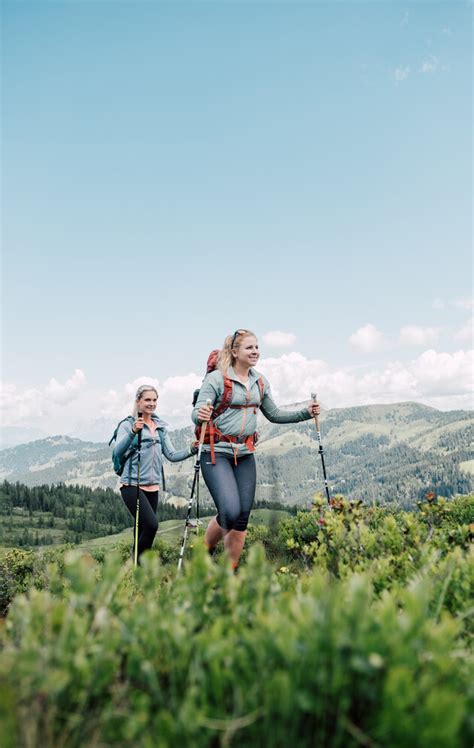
200;452;256;531
120;486;159;560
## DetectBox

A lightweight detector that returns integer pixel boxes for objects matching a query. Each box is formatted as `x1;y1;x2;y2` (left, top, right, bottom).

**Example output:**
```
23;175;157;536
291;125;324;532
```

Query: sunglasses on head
231;329;248;349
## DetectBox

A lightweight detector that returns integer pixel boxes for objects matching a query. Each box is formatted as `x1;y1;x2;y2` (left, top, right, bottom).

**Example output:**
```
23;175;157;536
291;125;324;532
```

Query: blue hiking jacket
113;414;194;487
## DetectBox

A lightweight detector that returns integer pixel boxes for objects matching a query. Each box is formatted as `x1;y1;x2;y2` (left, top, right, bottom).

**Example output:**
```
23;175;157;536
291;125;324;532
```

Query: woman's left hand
308;402;321;417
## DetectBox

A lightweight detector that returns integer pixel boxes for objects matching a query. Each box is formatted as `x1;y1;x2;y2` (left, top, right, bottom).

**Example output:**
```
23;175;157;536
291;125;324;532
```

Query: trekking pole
196;472;201;527
133;412;143;567
310;393;331;505
177;399;212;573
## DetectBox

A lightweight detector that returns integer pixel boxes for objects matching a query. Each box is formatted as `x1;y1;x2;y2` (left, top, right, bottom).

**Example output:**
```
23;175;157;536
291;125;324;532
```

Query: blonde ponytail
218;329;256;375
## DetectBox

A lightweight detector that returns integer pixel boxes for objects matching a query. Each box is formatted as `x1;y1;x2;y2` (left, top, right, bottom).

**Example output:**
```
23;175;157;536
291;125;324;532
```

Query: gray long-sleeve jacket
192;367;311;457
113;414;195;487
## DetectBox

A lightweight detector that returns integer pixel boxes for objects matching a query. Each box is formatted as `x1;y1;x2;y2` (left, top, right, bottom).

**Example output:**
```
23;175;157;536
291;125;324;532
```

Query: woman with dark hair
113;384;196;562
192;330;320;571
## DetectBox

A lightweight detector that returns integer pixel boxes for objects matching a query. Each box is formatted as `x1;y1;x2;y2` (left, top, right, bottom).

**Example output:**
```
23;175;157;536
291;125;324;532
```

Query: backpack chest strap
213;375;265;417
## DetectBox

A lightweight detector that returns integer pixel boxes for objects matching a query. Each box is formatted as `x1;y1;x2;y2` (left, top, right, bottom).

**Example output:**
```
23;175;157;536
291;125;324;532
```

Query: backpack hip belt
198;420;258;465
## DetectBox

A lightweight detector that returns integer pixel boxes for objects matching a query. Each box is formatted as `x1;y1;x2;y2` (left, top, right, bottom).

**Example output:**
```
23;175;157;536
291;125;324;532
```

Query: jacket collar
137;413;168;429
227;366;260;386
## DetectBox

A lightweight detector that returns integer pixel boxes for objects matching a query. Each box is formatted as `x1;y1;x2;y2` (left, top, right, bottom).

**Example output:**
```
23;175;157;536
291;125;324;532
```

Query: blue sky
1;0;472;443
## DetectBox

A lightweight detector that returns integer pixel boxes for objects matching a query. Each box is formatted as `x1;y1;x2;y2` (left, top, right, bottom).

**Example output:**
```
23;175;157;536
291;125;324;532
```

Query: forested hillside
0;403;472;507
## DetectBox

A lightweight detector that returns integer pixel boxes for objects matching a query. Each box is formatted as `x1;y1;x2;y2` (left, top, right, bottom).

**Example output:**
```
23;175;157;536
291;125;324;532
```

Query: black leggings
201;452;256;531
120;486;159;560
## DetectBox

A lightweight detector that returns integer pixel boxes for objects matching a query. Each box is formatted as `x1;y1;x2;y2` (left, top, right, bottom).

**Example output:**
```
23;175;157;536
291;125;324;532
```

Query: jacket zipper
238;385;251;436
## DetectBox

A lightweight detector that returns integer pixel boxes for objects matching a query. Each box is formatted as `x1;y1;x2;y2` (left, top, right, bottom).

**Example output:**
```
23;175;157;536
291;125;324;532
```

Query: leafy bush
278;495;473;590
0;549;36;617
0;495;472;746
0;544;473;748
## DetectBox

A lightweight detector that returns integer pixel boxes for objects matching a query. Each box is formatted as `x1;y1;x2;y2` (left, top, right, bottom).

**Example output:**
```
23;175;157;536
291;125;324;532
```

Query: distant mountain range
0;412;191;449
0;403;472;507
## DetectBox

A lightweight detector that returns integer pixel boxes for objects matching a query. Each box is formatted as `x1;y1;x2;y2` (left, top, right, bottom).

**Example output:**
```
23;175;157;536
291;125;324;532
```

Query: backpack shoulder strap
108;416;134;446
257;376;265;403
154;427;167;492
212;375;233;418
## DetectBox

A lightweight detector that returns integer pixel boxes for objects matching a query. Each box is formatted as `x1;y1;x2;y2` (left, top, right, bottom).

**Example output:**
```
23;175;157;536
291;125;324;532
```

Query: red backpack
193;350;265;463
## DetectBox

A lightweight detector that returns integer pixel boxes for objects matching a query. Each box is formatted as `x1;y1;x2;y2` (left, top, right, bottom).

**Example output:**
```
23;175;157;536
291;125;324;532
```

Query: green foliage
0;549;36;617
278;495;473;593
0;545;84;616
0;545;472;748
0;495;472;746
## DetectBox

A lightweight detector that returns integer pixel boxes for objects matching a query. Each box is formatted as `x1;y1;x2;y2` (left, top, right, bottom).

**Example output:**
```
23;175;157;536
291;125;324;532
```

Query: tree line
0;481;296;548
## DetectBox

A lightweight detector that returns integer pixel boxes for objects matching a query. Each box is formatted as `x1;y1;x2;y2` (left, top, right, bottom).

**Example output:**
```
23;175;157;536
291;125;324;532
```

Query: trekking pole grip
311;392;320;432
199;399;213;445
198;399;212;441
195;399;213;463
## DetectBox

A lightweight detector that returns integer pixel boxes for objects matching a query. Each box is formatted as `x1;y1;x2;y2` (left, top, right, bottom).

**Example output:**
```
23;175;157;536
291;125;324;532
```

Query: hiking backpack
192;349;265;463
109;417;138;476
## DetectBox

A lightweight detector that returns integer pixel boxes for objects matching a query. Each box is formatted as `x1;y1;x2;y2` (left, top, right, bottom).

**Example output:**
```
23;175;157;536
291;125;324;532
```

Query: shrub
0;546;472;747
0;549;36;617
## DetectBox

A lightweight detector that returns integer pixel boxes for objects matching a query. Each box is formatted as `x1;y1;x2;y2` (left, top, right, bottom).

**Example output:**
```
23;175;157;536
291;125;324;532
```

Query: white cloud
45;369;86;404
258;353;328;404
399;325;440;346
100;373;202;426
411;349;473;397
158;373;203;419
262;331;297;348
419;56;439;73
100;376;161;419
394;66;410;82
400;11;409;27
432;298;473;312
454;318;473;344
3;347;473;440
349;324;385;353
259;349;473;411
0;383;46;422
1;369;86;427
453;298;474;310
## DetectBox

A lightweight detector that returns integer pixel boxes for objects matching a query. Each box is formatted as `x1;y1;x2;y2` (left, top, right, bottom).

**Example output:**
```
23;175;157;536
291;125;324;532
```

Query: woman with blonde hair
113;384;196;563
192;330;320;571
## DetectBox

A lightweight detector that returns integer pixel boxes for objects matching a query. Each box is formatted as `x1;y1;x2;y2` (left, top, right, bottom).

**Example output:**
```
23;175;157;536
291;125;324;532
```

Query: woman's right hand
197;404;213;423
132;416;145;434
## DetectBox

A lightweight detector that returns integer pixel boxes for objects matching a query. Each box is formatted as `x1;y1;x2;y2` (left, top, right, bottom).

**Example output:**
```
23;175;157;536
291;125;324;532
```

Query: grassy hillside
0;481;205;549
0;480;292;550
0;403;472;507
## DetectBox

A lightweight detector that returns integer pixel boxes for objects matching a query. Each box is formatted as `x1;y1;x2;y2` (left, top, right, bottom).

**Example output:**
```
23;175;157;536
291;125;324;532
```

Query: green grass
75;516;214;552
459;459;474;475
0;509;292;555
77;510;291;551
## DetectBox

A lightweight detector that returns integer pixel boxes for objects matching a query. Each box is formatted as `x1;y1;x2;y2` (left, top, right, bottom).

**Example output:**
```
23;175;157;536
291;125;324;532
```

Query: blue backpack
109;417;139;476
